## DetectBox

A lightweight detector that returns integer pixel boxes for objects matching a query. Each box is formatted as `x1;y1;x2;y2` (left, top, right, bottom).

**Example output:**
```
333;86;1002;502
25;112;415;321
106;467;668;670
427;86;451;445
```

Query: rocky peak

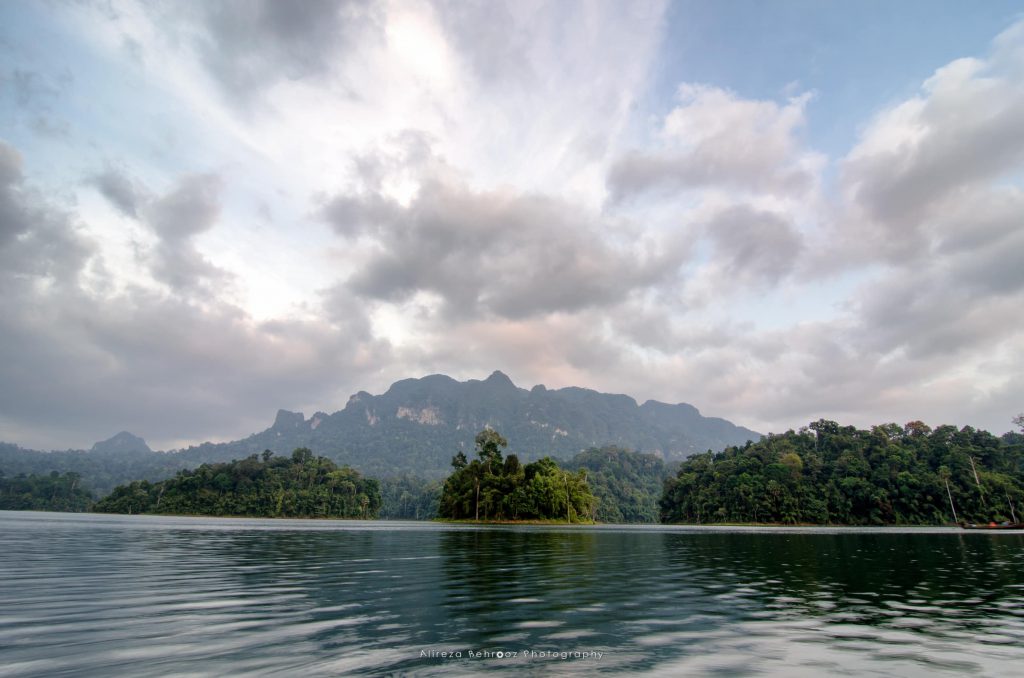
483;370;516;389
90;431;151;455
272;409;305;430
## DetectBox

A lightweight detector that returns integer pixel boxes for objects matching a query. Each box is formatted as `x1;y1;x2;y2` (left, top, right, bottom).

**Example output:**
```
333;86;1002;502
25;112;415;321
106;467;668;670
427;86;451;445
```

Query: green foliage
438;430;595;522
0;471;93;511
0;442;189;496
378;475;442;519
565;446;670;523
660;420;1024;525
93;449;381;519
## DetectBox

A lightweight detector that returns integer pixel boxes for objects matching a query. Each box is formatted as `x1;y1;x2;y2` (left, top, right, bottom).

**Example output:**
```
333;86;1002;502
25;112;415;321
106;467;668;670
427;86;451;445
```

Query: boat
960;522;1024;530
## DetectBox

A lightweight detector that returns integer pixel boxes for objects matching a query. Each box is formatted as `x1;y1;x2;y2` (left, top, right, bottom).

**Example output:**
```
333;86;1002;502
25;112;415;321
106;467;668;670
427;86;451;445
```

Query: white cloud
608;84;825;203
838;21;1024;261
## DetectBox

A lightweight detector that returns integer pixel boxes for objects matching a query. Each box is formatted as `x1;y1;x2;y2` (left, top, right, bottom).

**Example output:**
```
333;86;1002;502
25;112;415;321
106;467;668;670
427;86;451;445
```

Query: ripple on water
2;513;1024;676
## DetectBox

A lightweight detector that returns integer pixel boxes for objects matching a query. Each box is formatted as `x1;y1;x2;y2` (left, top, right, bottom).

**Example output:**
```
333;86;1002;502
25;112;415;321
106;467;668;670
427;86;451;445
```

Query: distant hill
90;432;151;455
0;440;188;496
173;371;761;477
0;371;760;494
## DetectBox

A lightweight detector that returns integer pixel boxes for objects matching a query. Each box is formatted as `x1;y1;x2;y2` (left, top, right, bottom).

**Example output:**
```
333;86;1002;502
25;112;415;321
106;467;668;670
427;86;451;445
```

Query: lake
1;512;1022;676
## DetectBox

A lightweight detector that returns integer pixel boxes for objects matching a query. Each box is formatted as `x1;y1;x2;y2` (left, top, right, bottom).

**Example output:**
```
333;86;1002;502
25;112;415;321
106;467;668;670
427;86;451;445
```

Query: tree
437;429;595;522
661;420;1023;525
475;429;507;471
93;449;380;519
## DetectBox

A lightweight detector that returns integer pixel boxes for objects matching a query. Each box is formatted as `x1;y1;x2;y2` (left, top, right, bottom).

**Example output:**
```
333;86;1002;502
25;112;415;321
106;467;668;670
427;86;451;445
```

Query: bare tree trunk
475;479;480;521
1007;492;1018;523
565;474;571;523
968;456;986;506
945;478;959;524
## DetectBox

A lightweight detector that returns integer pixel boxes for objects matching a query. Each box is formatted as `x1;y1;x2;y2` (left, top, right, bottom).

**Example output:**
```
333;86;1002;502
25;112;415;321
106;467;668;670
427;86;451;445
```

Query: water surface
1;512;1022;676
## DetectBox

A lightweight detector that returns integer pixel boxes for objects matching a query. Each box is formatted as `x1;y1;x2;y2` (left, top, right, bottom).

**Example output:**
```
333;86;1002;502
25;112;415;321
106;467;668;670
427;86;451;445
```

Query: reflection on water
1;512;1022;677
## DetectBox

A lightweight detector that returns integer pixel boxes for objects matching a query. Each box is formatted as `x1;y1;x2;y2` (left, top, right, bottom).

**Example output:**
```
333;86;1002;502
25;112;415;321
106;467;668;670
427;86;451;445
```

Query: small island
94;448;381;519
438;429;595;523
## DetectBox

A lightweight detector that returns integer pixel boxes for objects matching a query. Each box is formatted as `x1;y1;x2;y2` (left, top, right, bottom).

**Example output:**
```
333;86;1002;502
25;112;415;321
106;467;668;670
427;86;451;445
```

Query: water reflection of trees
438;529;603;637
660;531;1024;630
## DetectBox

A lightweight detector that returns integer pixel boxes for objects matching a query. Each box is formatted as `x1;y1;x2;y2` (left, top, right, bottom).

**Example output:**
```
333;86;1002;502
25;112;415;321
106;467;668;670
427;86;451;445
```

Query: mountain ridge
171;370;761;476
1;371;761;489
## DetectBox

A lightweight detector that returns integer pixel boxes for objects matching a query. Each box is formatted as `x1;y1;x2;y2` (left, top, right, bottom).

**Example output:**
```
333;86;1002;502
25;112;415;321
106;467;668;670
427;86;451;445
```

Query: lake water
1;512;1022;676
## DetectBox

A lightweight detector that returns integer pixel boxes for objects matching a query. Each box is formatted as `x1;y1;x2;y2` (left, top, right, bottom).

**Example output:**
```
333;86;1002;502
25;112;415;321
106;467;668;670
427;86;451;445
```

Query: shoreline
433;517;596;525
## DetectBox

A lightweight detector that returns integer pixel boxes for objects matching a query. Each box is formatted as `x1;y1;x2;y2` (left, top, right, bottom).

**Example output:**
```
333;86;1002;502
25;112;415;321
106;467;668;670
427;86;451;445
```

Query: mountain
172;371;760;477
0;371;760;492
0;440;188;496
90;432;152;455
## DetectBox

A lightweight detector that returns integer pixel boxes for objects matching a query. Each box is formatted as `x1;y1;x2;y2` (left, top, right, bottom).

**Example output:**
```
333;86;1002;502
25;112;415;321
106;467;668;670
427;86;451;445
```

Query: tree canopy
438;429;595;521
565;446;670;523
94;448;381;518
0;471;93;512
660;420;1024;525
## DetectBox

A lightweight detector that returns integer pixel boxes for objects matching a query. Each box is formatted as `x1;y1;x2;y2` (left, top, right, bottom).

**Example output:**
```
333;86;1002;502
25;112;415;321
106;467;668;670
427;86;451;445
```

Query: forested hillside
565;447;671;523
378;475;442;520
0;441;188;496
661;420;1024;525
94;449;380;519
170;372;759;477
1;372;758;494
0;471;94;512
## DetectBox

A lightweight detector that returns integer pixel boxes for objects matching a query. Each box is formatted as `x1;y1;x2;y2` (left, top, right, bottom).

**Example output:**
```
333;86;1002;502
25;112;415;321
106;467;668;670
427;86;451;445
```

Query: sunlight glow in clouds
0;0;1022;449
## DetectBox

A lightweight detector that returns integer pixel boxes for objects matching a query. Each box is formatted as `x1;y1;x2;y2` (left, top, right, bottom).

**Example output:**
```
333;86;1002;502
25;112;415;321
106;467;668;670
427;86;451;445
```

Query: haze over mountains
0;371;759;492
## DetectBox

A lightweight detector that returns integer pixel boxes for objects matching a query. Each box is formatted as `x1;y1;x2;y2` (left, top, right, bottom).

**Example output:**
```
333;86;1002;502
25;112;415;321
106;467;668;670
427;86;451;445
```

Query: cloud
175;0;381;101
89;165;229;297
5;68;69;110
0;139;388;450
839;21;1024;260
145;173;221;240
0;67;74;139
703;205;804;286
94;167;229;295
0;141;93;280
90;166;147;218
4;5;1024;454
0;142;29;245
321;141;686;320
608;84;823;202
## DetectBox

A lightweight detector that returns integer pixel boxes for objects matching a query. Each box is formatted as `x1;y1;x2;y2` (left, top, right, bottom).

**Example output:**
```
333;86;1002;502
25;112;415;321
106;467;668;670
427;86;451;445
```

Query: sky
1;0;1023;451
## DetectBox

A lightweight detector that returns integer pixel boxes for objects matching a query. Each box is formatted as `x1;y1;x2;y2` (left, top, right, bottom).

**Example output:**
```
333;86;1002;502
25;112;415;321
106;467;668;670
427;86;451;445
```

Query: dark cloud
146;173;221;240
0;141;28;245
704;205;803;285
851;245;1023;362
322;172;684;320
91;166;147;218
0;140;92;279
165;0;381;101
89;167;227;293
141;173;227;293
933;188;1022;255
